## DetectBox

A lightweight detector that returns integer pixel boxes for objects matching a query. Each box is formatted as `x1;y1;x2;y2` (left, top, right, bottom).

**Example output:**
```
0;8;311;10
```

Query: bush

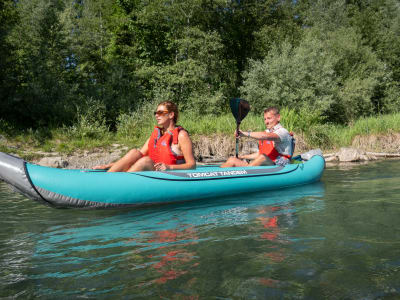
116;101;156;146
240;37;338;116
240;27;396;124
65;98;110;140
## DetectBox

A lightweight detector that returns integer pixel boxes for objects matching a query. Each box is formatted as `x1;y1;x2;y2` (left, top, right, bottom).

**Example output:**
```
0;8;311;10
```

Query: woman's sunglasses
153;110;169;116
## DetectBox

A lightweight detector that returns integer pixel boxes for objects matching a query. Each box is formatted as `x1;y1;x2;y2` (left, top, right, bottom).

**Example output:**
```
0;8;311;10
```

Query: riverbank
1;112;399;168
1;132;399;169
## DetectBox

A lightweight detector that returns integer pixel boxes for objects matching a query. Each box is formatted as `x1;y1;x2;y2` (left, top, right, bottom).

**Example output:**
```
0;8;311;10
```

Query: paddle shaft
230;98;250;159
235;122;240;158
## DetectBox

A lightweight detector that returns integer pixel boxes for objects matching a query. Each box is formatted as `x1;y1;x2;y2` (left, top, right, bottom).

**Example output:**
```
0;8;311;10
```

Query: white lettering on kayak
187;170;248;178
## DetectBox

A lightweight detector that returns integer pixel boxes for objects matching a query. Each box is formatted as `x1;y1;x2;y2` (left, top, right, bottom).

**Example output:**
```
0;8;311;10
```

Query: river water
1;160;400;299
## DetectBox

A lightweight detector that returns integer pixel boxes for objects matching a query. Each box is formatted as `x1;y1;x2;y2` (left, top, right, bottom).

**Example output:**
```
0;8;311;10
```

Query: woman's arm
169;130;196;170
139;138;150;156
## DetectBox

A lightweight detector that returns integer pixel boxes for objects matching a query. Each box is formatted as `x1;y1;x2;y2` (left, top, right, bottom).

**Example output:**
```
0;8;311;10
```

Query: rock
325;155;338;162
35;151;60;156
337;147;369;162
38;157;69;168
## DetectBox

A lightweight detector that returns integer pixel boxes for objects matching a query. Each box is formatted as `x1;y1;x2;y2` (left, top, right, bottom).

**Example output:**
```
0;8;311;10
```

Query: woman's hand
154;162;170;171
92;163;112;170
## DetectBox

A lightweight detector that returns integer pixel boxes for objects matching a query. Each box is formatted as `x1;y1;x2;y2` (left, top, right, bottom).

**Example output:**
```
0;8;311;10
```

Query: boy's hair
263;107;280;115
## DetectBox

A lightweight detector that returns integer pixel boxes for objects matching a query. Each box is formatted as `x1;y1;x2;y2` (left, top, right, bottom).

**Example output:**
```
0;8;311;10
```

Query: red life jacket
258;139;292;162
147;126;186;165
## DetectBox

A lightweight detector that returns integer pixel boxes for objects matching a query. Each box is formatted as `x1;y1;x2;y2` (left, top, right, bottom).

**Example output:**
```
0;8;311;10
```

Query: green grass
327;114;400;147
1;110;400;154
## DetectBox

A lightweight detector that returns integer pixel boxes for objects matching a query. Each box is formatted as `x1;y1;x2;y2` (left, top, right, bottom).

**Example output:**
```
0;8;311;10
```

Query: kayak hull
0;152;325;208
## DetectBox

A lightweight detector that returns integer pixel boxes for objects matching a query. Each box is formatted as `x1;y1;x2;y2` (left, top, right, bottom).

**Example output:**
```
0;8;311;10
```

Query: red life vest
258;139;291;162
147;126;186;165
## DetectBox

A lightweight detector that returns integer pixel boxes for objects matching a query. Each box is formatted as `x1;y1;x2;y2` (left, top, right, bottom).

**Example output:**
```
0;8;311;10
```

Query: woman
94;101;196;172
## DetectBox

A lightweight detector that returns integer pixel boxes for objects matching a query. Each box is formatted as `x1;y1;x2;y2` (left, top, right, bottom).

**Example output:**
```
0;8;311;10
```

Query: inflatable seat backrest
289;132;296;157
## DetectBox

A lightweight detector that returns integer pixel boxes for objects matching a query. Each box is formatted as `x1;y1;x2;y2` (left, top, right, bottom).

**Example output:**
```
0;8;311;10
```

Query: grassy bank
1;109;400;160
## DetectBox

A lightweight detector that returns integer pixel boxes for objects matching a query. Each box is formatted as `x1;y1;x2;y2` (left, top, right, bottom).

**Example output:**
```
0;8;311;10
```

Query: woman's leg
127;156;155;172
108;149;143;172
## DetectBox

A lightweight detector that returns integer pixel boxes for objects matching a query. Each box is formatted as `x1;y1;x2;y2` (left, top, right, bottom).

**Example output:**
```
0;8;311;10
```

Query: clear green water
1;160;400;299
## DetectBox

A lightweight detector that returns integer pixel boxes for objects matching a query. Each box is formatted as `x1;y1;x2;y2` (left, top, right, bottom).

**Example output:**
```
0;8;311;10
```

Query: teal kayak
0;152;325;208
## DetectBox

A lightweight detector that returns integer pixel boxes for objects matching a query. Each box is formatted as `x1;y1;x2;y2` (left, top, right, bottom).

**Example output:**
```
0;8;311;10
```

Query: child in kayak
221;107;293;168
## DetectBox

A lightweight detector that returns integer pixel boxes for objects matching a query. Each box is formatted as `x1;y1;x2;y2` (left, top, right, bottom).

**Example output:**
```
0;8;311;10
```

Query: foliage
136;28;235;114
3;0;75;127
116;101;156;146
241;25;398;123
240;37;338;116
328;113;400;147
0;0;399;131
0;0;18;115
64;98;110;140
279;107;325;133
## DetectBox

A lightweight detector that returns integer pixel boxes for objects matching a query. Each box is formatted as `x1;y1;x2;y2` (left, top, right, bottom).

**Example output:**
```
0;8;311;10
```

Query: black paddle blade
230;98;250;124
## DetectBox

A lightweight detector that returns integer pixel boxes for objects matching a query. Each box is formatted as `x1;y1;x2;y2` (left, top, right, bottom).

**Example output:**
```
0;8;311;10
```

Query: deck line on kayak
130;165;299;181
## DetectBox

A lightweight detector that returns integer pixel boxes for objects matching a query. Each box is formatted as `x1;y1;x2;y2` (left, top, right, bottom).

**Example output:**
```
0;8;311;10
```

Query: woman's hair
158;101;179;123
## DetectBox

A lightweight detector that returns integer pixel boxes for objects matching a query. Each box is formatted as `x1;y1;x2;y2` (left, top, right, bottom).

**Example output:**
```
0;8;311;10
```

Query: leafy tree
302;0;400;118
61;0;142;126
136;27;235;114
5;0;73;127
0;0;19;123
201;0;302;85
240;34;338;117
240;26;393;123
1;0;399;130
253;0;304;58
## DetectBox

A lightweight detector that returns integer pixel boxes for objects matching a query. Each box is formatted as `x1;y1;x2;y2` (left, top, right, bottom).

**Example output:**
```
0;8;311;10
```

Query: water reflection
0;181;324;298
32;182;325;252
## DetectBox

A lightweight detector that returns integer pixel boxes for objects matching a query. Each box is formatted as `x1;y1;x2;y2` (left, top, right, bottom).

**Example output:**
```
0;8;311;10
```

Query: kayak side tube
0;152;127;208
0;152;49;206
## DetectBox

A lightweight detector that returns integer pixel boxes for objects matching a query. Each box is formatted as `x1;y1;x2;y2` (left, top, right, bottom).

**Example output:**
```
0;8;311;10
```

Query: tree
4;0;73;127
240;35;338;117
0;0;19;124
137;27;235;114
240;26;392;123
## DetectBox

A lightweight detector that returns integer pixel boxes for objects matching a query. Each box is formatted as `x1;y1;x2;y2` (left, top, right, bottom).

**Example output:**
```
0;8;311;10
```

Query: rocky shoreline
2;133;400;169
33;146;400;169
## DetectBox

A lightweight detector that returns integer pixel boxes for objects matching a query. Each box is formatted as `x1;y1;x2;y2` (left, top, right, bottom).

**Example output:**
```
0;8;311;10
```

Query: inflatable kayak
0;152;325;209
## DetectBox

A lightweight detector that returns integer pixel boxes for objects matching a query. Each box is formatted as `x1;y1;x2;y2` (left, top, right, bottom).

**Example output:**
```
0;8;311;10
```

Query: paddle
230;98;250;158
